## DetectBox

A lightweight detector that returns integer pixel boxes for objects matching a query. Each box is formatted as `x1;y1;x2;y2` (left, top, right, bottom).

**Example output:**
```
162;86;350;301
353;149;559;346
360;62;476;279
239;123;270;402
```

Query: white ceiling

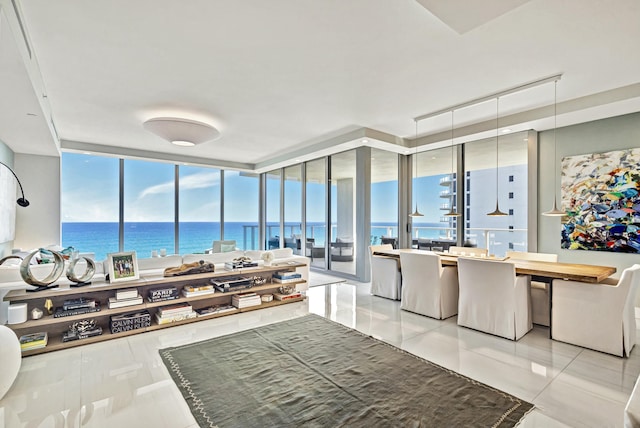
1;0;639;172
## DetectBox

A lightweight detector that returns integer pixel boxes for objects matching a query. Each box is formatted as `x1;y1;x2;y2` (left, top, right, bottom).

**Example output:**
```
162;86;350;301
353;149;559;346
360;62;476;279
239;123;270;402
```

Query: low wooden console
3;262;306;356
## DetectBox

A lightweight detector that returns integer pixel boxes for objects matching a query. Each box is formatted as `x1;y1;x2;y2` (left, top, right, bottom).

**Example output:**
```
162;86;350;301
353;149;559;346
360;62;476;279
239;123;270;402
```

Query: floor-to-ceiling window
371;148;398;247
330;150;356;275
412;147;458;247
306;158;327;269
265;170;281;249
61;153;119;260
464;131;528;256
123;159;175;257
284;164;303;254
178;165;221;254
223;171;259;250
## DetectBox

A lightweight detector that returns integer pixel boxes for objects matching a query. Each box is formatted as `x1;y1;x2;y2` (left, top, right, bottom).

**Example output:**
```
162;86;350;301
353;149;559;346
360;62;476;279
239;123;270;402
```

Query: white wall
538;112;640;279
13;153;61;251
0;141;14;257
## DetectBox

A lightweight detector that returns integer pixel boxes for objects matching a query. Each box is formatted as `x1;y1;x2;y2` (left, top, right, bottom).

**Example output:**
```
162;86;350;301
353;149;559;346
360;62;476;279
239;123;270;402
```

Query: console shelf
4;263;307;356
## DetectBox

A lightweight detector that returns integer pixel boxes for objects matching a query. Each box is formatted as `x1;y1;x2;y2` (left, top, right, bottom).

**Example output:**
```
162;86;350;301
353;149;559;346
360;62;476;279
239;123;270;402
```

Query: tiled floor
2;274;639;427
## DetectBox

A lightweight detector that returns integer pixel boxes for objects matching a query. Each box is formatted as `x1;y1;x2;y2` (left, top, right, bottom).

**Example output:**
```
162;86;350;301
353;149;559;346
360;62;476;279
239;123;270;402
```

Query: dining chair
457;257;532;340
449;246;488;257
212;240;237;253
369;245;401;300
400;251;458;319
551;264;640;357
506;251;558;326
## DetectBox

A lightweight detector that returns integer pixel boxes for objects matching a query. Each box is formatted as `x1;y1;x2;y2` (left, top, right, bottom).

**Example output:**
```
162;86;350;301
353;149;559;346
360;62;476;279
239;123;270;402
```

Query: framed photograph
107;251;139;283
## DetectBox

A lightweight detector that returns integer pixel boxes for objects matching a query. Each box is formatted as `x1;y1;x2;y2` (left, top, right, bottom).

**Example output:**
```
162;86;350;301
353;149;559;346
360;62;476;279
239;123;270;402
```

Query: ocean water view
62;222;449;261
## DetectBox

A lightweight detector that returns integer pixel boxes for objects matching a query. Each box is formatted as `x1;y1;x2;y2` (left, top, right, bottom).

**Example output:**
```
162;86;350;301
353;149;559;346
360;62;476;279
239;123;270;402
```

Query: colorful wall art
561;148;640;253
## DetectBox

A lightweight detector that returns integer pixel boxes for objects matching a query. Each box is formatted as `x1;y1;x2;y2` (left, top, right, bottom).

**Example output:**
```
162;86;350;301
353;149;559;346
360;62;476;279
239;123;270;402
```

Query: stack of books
110;310;151;333
274;291;303;301
224;260;258;270
211;276;252;293
54;298;100;318
196;304;236;317
147;286;179;303
272;271;302;284
155;303;197;324
231;292;262;309
182;284;215;297
108;288;143;309
19;332;48;352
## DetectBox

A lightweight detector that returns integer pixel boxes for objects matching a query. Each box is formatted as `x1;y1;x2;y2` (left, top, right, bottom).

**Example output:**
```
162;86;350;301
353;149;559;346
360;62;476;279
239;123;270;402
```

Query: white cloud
139;170;219;199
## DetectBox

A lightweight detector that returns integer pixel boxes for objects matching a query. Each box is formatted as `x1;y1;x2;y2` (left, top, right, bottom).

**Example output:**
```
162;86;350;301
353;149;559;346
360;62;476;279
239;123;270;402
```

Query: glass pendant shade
409;205;424;217
542;200;565;216
487;201;507;217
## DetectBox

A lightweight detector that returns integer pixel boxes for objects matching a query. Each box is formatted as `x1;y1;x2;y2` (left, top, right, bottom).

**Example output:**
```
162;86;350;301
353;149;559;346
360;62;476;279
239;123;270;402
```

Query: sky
62;153;453;224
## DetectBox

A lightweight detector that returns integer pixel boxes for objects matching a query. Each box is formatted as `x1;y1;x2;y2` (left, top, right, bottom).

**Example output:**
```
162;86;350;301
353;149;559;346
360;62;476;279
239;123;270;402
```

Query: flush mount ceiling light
143;117;220;147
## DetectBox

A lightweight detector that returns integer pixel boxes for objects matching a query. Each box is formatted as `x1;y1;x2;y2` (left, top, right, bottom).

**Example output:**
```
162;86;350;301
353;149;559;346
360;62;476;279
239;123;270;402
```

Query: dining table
372;248;617;338
372;248;616;283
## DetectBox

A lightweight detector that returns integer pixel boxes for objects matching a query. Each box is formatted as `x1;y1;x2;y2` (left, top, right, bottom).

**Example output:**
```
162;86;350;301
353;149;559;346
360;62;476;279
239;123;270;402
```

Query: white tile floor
2;274;639;427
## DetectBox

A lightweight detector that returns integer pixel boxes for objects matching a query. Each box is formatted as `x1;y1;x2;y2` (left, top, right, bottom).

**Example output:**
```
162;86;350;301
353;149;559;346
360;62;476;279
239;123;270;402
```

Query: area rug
160;314;533;427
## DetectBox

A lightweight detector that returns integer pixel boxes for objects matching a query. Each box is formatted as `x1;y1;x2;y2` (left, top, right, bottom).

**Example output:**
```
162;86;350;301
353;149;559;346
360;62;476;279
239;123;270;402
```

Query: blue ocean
62;222;447;261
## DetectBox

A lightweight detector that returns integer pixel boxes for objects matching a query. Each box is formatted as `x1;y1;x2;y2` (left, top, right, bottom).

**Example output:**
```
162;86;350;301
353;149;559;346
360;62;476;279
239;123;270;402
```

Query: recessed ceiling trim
61;140;253;171
414;73;563;122
10;0;31;59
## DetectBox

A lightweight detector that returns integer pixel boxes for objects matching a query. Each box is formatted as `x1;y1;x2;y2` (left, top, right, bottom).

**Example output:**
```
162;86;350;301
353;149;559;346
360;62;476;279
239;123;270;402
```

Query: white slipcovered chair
457;257;532;340
369;244;401;300
211;240;237;253
400;251;458;319
0;325;21;400
551;264;640;357
506;251;558;326
449;246;488;257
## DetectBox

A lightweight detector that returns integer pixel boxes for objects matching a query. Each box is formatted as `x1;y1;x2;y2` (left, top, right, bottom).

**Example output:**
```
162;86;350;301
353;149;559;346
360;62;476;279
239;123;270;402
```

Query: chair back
400;251;453;318
380;237;398;249
369;244;393;255
506;251;557;262
212;240;237;253
457;257;524;339
400;251;442;280
417;238;432;250
369;245;401;300
450;246;488;256
621;264;640;355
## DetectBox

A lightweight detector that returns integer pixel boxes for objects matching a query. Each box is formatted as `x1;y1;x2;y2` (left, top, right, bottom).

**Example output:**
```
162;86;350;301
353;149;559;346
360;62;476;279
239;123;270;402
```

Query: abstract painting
561;148;640;253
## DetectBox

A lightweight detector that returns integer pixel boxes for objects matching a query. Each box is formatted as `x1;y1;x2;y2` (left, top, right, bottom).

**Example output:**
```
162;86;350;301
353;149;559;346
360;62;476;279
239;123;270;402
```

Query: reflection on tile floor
2;273;639;427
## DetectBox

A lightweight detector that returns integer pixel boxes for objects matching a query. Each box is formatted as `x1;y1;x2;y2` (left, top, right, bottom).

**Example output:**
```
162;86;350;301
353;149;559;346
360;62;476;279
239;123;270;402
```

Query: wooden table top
372;249;616;284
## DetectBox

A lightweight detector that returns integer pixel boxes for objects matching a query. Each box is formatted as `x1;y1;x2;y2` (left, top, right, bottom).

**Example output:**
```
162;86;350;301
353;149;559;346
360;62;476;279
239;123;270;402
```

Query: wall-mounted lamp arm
0;161;30;207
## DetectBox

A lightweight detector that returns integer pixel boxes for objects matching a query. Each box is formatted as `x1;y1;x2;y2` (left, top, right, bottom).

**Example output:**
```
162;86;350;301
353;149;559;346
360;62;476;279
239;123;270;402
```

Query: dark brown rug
160;314;533;427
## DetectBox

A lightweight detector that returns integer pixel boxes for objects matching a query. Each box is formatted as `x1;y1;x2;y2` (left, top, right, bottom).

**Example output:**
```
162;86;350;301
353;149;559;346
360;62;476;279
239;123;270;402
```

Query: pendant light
487;97;507;217
444;110;461;217
542;79;566;216
409;120;424;217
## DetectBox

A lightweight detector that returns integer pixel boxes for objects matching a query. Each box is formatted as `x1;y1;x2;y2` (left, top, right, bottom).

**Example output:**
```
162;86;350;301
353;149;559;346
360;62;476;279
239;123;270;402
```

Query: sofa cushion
137;255;183;271
271;248;294;259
